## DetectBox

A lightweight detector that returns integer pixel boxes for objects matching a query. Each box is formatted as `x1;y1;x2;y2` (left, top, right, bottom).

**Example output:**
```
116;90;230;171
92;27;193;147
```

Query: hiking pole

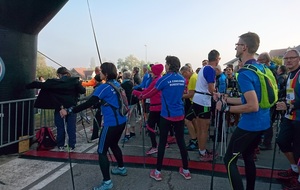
61;106;75;190
89;108;101;143
140;100;146;168
78;111;90;143
210;108;219;190
220;111;227;158
122;108;131;148
269;111;282;190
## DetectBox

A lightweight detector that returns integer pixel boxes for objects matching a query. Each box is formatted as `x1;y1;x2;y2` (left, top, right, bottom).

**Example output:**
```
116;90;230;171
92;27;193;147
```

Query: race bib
286;88;295;101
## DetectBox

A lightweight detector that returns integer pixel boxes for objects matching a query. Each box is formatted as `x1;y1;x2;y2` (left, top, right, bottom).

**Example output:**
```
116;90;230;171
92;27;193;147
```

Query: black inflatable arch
0;0;68;154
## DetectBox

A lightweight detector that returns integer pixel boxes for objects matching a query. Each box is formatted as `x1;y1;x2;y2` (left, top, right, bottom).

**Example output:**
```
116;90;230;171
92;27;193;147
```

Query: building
269;45;300;58
223;53;259;71
223;45;300;69
70;68;94;80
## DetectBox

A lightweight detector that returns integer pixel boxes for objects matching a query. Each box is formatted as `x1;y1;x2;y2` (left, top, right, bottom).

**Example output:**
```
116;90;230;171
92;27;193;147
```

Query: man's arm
183;90;195;99
228;90;259;113
81;78;96;87
208;83;215;94
226;97;242;105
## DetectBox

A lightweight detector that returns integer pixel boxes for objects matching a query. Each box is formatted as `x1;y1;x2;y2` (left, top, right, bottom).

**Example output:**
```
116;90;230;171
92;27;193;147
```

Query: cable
86;0;102;65
38;51;65;68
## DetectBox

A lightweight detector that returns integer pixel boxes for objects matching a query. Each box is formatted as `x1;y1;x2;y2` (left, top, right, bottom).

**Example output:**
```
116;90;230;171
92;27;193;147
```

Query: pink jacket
132;76;162;112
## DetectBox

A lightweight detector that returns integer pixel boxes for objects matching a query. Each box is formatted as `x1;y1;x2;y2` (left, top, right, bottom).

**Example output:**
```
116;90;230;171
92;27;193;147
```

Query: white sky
38;0;300;70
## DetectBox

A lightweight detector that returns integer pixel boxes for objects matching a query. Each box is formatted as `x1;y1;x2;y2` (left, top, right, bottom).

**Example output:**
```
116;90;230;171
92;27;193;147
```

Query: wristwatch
66;107;73;114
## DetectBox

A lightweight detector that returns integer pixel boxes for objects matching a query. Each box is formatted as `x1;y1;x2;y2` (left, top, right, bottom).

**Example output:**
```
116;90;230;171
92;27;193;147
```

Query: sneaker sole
180;173;191;180
112;172;127;176
111;170;127;176
150;175;162;181
146;151;158;155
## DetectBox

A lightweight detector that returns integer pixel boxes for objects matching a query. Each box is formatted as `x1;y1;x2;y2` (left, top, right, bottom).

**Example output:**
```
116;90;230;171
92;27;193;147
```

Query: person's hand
59;107;68;118
215;95;227;111
216;100;223;111
276;101;287;111
132;90;141;97
213;92;220;102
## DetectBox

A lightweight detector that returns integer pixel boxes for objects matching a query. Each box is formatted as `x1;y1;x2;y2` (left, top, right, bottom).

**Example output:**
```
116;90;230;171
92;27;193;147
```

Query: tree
36;53;56;79
272;56;283;66
116;55;144;72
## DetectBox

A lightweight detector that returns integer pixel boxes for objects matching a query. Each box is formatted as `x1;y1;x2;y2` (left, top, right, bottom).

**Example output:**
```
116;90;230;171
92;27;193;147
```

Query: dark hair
100;62;118;80
239;32;260;54
279;65;287;74
94;74;101;82
133;67;139;73
227;64;233;69
165;55;181;72
56;67;71;76
208;50;220;62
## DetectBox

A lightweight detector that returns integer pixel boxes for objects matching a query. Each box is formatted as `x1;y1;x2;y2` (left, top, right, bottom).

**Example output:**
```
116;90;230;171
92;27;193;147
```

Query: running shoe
278;168;299;178
283;178;300;190
93;181;113;190
122;135;130;143
186;140;198;151
150;169;162;181
111;167;127;176
146;147;158;155
199;153;213;162
167;136;177;144
179;167;191;180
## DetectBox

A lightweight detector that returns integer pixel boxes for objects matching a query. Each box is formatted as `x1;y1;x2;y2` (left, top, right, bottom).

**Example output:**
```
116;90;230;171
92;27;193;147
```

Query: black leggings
224;127;264;190
156;117;188;171
147;111;161;148
98;123;126;181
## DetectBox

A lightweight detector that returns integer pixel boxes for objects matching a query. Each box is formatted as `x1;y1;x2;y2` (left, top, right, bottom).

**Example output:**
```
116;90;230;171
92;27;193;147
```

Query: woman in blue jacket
60;62;127;190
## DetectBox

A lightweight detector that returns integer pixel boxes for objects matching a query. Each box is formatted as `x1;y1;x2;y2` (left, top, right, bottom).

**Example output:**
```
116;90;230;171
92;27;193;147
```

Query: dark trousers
54;110;77;148
156;117;188;171
147;111;161;148
98;122;126;181
224;127;264;190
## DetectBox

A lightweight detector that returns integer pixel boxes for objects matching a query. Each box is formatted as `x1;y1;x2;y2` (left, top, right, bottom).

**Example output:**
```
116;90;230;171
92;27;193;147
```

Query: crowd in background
28;31;300;190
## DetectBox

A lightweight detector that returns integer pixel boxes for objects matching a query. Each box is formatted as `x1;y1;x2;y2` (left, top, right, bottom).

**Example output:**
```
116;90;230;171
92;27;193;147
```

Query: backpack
104;81;129;117
239;64;278;109
36;127;57;150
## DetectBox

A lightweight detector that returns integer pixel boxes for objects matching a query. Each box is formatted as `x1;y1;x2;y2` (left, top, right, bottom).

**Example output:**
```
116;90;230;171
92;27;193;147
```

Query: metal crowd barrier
0;90;93;152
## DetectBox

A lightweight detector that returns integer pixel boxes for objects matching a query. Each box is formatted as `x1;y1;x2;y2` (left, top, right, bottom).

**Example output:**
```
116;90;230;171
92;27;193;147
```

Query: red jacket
133;76;162;112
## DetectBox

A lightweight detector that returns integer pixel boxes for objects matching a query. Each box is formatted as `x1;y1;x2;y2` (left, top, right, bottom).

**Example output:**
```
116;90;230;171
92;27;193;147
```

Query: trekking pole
140;100;146;168
61;106;75;190
210;108;219;190
79;111;90;143
269;111;281;190
89;108;101;143
220;111;227;158
122;106;132;148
